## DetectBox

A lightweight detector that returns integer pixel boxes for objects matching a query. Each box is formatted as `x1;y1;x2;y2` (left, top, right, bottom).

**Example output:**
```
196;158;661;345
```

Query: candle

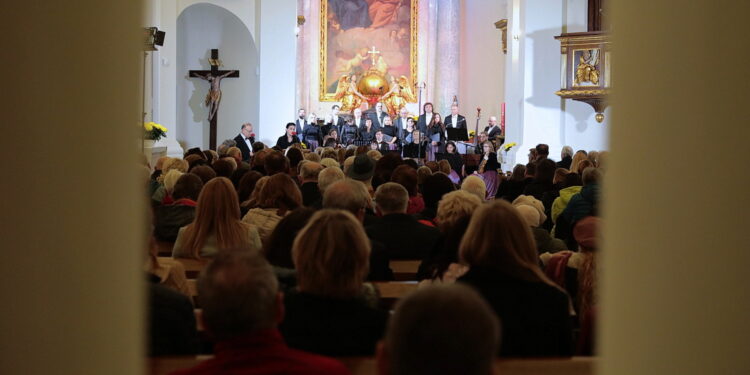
501;102;506;132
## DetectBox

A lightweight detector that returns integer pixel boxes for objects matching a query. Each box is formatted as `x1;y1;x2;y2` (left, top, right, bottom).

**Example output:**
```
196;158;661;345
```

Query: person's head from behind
391;164;419;197
461;175;486;201
285;147;304;169
322;179;371;221
535;143;550;159
553;168;570;185
299;161;323;183
292;209;370;298
172;173;203;201
190;165;217;184
437;160;451;175
374;182;409;216
227;146;242;163
265;207;316;269
535;158;557;184
510;163;526;181
460;200;547;282
318;166;345;194
561;145;573;159
185;177;244;258
436;190;483;232
570;150;588;173
582;166;603;186
257;173;302;213
264;150;290;176
377;284;500;375
198;251;281;341
163;169;183;197
421;172;456;209
212;159;235;178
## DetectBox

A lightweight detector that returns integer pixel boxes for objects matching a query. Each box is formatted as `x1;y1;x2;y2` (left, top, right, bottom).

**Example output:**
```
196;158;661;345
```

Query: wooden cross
188;49;240;150
367;45;381;65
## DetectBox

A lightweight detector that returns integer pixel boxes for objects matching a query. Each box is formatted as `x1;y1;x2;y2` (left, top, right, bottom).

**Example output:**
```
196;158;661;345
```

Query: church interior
2;0;749;375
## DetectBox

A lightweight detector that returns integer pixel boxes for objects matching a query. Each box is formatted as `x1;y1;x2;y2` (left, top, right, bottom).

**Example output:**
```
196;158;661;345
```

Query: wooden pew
187;281;417;310
154;240;175;257
158;257;209;279
389;260;421;281
149;356;596;375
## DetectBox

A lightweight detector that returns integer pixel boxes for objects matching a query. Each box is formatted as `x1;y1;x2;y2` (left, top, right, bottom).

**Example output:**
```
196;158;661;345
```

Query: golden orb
357;70;389;97
595;113;604;123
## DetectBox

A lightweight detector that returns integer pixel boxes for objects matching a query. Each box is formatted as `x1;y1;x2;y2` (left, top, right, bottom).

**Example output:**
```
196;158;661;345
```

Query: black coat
444;114;467;129
275;135;301;149
300;182;322;208
233;134;254;162
153;204;196;242
148;279;199;356
459;267;573;357
280;290;388;356
365;213;441;260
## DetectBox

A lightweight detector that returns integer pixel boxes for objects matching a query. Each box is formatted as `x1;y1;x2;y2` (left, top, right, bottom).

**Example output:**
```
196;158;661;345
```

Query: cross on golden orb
367;45;381;65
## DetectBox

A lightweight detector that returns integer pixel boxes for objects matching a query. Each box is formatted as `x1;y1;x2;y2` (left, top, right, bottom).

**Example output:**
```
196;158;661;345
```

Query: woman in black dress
275;122;301;149
444;141;464;184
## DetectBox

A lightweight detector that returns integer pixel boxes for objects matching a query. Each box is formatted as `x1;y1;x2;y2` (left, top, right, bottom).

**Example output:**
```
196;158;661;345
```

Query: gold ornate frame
319;0;419;102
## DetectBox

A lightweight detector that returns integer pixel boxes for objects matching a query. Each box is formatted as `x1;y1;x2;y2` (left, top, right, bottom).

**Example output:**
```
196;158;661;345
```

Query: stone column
295;0;310;113
1;1;143;374
603;1;750;375
435;0;460;115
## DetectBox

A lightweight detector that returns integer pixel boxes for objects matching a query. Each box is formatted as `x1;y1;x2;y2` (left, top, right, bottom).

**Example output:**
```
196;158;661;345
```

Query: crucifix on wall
189;49;240;150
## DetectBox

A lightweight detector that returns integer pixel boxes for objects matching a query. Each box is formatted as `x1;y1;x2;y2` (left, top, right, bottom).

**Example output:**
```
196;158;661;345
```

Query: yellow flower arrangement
503;142;517;152
469;130;476;137
144;122;168;141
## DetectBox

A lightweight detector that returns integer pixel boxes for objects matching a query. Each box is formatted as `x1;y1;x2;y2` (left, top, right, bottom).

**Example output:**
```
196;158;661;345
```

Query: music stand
447;128;468;142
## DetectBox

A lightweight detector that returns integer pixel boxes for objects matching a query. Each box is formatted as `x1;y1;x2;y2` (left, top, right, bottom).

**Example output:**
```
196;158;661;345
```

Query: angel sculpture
334;74;367;113
574;49;600;86
380;75;416;116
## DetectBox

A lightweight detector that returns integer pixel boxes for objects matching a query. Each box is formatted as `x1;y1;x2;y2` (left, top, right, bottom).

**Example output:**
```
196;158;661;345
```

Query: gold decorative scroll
319;0;419;102
495;19;508;54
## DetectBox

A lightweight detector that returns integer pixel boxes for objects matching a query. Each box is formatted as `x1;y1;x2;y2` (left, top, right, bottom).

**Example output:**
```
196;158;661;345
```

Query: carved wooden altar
554;31;610;122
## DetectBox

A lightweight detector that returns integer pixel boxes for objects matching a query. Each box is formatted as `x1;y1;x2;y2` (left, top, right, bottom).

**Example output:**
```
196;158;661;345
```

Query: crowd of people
143;129;605;374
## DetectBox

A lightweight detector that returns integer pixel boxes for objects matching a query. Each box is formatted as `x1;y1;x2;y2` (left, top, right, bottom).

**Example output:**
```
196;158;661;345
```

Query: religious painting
572;48;601;87
320;0;418;108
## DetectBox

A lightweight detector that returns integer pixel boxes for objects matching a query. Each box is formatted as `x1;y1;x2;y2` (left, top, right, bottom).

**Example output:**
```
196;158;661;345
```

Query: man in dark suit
366;183;441;260
444;104;466;129
416;102;434;135
232;122;255;162
485;116;503;141
325;104;346;137
369;102;387;130
294;108;307;134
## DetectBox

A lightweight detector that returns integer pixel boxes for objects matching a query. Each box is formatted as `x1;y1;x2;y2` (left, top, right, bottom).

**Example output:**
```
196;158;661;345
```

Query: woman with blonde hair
569;150;588;175
172;177;262;259
474;141;500;199
242;173;302;242
458;200;572;357
280;209;388;356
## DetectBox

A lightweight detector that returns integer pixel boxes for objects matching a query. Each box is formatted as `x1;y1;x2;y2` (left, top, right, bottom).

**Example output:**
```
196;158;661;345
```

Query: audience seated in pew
172;177;262;259
365;182;441;260
241;173;302;243
170;251;350;375
145;140;603;366
280;209;389;357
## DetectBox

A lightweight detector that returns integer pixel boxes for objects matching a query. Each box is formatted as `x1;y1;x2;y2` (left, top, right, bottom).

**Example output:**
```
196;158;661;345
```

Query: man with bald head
485;116;503;140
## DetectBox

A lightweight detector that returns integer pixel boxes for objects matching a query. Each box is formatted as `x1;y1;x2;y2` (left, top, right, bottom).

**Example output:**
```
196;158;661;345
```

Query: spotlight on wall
144;27;166;51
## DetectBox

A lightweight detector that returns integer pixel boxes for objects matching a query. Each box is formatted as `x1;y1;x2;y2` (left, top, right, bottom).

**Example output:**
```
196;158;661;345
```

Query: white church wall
459;0;507;126
257;0;297;145
560;0;609;153
503;0;607;169
176;2;259;150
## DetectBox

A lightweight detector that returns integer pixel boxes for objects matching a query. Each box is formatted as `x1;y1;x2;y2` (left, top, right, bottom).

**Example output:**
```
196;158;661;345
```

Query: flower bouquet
144;122;167;141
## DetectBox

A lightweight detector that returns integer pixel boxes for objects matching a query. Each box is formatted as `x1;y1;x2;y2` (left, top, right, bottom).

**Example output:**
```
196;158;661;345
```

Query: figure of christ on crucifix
192;69;236;122
188;49;239;149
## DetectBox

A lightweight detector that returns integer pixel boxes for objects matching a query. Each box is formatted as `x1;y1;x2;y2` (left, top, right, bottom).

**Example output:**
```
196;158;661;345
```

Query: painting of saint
321;0;417;102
